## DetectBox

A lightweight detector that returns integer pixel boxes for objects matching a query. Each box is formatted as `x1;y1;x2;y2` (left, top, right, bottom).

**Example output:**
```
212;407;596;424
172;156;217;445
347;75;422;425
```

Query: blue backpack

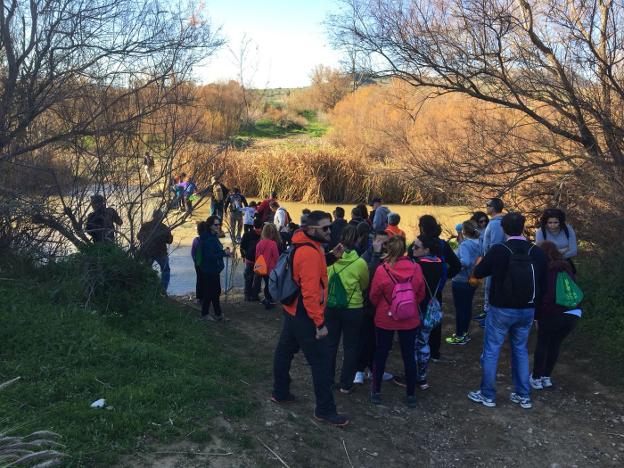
269;243;315;305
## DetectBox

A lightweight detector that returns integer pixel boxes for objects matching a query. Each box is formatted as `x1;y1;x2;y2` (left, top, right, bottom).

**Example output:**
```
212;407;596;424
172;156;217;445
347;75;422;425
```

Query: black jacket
474;239;548;309
240;229;261;262
329;218;348;250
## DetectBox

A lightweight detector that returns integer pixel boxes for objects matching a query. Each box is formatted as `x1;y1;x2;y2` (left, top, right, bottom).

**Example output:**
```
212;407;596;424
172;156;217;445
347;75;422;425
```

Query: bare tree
329;0;624;239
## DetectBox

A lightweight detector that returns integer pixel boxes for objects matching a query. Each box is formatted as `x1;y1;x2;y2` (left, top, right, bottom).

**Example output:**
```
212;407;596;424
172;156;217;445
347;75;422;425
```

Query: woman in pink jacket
369;236;425;408
254;223;282;309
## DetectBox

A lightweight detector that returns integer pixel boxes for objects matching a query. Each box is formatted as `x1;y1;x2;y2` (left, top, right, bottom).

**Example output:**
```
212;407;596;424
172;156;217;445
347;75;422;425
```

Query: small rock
527;428;533;434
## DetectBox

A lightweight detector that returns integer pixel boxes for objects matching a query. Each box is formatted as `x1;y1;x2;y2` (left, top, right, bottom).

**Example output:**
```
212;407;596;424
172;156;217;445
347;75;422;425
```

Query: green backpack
327;261;357;309
555;271;584;308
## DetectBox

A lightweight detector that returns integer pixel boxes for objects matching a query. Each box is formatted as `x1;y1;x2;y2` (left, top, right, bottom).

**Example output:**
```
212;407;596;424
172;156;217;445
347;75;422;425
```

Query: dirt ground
126;291;624;468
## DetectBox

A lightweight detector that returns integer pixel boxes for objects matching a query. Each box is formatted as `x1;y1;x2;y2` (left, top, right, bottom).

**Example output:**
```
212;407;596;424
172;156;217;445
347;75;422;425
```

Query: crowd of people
83;186;583;428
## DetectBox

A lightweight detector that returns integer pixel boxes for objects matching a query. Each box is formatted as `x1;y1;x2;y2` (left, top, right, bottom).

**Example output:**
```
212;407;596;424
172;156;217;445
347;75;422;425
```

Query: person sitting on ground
256;191;278;223
224;187;248;242
254;223;282;309
535;208;578;271
530;241;581;391
240;218;263;301
467;212;547;410
326;225;370;395
354;230;394;385
369;236;426;408
385;212;406;238
402;235;444;391
329;206;348;250
272;210;349;427
85;194;123;243
138;209;173;293
194;216;231;321
447;220;482;346
415;214;461;362
370;197;391;232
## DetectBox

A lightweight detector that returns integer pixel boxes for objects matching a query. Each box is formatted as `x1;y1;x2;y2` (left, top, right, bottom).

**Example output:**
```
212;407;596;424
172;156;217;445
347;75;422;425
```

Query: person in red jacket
254;223;282;309
272;211;349;427
255;191;278;223
369;235;426;408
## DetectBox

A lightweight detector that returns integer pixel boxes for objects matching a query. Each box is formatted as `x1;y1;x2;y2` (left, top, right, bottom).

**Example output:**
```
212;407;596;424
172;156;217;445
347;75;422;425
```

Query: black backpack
501;242;538;307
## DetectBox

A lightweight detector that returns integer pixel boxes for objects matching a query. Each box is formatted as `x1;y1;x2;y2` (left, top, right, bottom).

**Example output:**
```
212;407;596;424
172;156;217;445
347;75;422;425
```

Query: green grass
0;249;261;466
574;251;624;384
237;112;329;139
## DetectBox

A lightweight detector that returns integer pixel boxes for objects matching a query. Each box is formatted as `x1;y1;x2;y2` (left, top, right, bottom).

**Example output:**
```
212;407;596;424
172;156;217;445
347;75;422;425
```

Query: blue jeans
452;281;477;336
151;255;170;292
480;306;534;400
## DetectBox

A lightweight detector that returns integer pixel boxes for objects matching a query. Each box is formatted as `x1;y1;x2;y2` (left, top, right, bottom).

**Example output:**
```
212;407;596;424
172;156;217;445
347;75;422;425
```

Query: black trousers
326;307;364;390
429;323;442;360
273;304;337;416
243;263;255;299
356;310;376;373
533;314;578;378
253;274;272;302
199;272;222;317
372;327;418;396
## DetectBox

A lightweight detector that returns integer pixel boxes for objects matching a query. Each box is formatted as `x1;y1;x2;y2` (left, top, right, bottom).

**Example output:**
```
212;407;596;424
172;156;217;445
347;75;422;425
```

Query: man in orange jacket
271;211;349;427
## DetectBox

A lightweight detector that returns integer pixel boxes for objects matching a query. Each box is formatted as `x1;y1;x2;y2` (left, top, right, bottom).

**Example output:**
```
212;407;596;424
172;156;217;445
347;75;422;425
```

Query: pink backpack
383;265;417;321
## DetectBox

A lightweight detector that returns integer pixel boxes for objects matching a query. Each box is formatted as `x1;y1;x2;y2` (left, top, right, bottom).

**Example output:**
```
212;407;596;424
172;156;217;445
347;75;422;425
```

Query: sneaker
271;393;296;404
541;376;553;388
474;312;487;321
529;375;544;390
445;333;471;345
467;390;496;408
370;392;382;405
406;395;417;408
419;382;430;391
382;372;394;381
392;375;406;388
339;386;355;395
202;314;216;322
353;372;365;385
510;393;533;409
314;412;349;427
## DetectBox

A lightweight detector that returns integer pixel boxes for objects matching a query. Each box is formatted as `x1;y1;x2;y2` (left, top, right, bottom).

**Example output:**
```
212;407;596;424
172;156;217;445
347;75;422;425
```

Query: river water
166;201;470;296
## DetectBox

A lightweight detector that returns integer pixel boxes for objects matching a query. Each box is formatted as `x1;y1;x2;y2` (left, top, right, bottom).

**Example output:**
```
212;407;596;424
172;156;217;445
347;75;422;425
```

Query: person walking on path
326;225;370;394
224;187;248;242
272;211;349;427
385;212;406;238
530;241;581;390
143;151;155;183
242;201;257;234
467;212;548;409
329;206;348;250
416;215;461;361
369;236;425;408
254;223;282;309
240;218;263;301
535;208;578;272
194;216;231;321
447;220;482;345
85;194;123;243
476;198;506;322
209;176;228;220
138;209;173;292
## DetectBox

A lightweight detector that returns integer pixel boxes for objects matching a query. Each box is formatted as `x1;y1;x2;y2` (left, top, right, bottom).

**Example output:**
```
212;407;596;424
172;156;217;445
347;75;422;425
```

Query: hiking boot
541;376;553;388
406;395;417;408
510;393;533;409
467;390;496;408
353;372;365;385
392;375;406;388
529;375;544;390
370;392;382;405
314;412;349;427
446;333;471;345
271;393;296;404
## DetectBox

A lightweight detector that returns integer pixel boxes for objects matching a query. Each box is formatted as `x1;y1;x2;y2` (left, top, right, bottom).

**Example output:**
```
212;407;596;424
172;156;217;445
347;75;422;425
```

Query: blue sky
196;0;342;88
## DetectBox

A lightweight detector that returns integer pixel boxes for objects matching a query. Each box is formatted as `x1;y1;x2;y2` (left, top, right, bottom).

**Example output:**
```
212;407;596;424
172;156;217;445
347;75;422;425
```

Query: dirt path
128;292;624;467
